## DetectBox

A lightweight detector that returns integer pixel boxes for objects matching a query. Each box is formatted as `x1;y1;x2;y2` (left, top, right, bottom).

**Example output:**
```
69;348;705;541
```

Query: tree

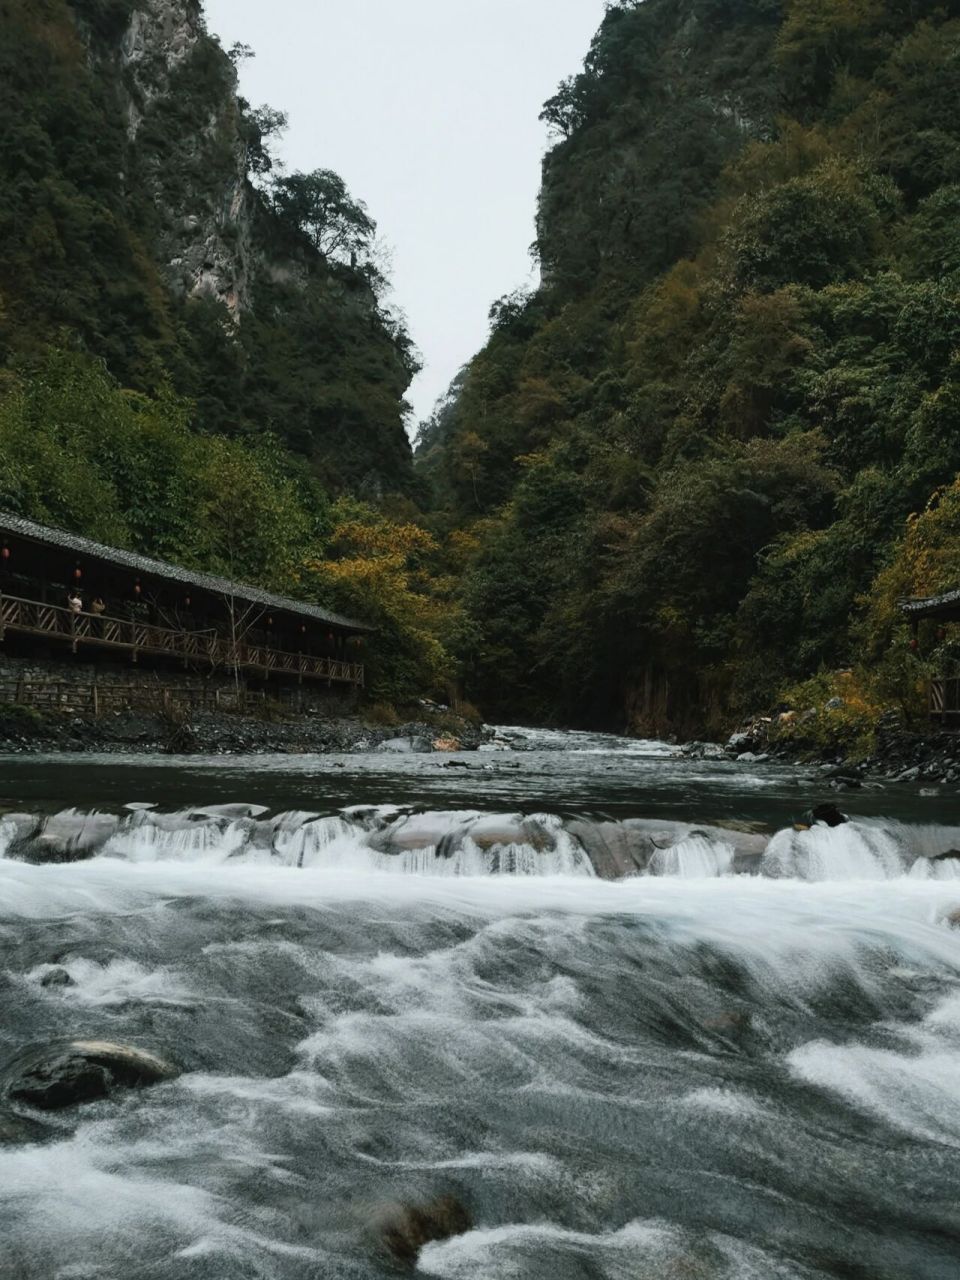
240;102;288;177
270;169;376;265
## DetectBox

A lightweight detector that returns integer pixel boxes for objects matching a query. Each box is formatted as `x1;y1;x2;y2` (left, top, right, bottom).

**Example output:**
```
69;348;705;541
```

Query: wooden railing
930;676;960;726
0;593;364;686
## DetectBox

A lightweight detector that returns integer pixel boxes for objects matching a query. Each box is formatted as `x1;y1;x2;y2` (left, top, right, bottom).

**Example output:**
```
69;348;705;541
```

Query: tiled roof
0;511;371;632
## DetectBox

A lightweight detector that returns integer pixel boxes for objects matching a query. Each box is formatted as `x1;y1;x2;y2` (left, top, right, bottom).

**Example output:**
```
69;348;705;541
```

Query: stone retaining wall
0;654;357;717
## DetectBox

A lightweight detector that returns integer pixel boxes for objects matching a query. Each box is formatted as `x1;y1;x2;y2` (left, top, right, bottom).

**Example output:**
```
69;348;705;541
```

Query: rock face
377;1195;472;1265
3;1041;180;1111
111;0;254;316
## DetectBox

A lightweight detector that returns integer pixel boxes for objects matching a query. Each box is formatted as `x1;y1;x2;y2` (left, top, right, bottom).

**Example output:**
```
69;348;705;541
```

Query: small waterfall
761;821;909;880
647;833;734;878
7;803;960;881
0;806;594;877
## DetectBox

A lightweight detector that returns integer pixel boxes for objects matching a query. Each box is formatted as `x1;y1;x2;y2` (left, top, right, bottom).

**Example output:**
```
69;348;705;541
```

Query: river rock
377;1194;472;1264
40;967;75;989
3;1041;180;1110
8;810;119;864
567;820;657;877
803;804;848;828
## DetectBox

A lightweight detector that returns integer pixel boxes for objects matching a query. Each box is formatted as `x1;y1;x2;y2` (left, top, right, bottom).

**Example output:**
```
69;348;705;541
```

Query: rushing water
2;729;960;1278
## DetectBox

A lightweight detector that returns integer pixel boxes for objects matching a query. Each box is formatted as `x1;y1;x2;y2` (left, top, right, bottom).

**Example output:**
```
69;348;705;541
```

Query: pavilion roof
898;590;960;623
0;511;371;633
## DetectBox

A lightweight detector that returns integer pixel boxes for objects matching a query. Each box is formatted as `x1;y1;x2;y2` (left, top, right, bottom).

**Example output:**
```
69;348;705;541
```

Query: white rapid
7;805;960;882
1;864;960;1279
3;738;960;1278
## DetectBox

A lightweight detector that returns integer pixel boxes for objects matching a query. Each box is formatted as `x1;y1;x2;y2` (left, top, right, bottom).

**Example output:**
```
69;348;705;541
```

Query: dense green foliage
421;0;960;733
0;0;417;492
0;0;437;699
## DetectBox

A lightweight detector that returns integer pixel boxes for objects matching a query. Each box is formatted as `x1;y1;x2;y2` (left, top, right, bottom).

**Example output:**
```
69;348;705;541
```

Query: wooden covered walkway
0;593;364;686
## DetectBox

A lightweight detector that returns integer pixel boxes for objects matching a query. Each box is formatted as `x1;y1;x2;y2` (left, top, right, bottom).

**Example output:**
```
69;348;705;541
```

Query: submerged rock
40;967;75;989
0;1108;48;1146
3;1041;179;1111
377;1194;472;1264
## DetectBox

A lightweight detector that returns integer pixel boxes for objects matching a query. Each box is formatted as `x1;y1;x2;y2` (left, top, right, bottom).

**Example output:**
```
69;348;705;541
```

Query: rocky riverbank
683;709;960;790
0;703;489;756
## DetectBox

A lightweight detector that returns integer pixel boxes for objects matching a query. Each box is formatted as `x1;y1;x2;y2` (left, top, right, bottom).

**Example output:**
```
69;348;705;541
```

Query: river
1;728;959;1278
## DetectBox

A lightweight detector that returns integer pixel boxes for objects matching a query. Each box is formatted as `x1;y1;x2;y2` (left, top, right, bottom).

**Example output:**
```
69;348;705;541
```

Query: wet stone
39;967;75;989
3;1041;180;1111
377;1194;473;1265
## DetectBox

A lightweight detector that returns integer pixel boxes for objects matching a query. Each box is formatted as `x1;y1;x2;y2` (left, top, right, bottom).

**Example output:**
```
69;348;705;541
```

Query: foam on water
418;1218;823;1280
3;855;960;1278
648;833;734;877
761;820;910;879
789;985;960;1147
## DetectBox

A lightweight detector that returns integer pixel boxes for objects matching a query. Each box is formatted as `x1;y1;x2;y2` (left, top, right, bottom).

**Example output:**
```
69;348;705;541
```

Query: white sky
203;0;607;429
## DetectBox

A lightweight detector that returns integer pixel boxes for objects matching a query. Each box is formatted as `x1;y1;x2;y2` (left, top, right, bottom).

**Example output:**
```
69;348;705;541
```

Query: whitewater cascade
5;804;960;879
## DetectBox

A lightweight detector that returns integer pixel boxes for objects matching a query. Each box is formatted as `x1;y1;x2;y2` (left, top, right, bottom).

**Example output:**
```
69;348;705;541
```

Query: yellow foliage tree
303;501;458;703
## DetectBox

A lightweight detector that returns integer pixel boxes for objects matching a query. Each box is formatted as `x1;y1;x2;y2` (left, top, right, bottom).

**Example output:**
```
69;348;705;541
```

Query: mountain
0;0;417;494
419;0;960;736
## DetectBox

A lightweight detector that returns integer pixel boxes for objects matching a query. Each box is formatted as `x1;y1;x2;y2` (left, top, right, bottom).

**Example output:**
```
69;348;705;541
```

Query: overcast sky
203;0;607;430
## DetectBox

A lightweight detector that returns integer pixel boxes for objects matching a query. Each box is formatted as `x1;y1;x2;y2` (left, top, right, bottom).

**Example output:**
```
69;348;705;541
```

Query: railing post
92;683;99;717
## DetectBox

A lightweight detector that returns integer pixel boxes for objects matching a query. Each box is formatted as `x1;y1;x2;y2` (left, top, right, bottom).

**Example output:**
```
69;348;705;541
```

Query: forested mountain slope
0;0;416;499
419;0;960;735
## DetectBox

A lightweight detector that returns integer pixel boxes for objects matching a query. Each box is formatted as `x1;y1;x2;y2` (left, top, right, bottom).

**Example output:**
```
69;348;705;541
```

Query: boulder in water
3;1041;179;1111
377;1194;472;1264
40;967;75;989
803;804;848;828
8;810;119;864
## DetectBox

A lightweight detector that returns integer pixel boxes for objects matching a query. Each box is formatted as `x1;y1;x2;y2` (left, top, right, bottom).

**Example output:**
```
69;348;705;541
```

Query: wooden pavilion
898;590;960;725
0;512;368;695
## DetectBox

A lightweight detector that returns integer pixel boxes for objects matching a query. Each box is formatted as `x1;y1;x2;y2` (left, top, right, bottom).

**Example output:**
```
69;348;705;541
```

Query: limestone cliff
0;0;416;492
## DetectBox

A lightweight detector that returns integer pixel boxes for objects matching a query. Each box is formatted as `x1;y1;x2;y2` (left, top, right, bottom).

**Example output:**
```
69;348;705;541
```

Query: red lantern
909;637;919;652
74;565;82;581
134;580;142;597
184;595;191;608
1;544;9;562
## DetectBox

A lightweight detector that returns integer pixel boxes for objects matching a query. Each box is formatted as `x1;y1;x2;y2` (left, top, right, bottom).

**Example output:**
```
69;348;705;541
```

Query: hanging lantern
909;637;919;652
1;544;9;563
327;631;334;644
73;564;82;581
267;616;273;628
300;623;307;635
134;579;142;597
184;595;191;608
